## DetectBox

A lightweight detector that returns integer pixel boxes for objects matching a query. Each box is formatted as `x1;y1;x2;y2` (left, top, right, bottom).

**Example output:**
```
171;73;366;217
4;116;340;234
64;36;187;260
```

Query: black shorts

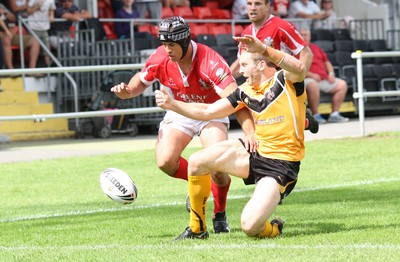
239;139;300;199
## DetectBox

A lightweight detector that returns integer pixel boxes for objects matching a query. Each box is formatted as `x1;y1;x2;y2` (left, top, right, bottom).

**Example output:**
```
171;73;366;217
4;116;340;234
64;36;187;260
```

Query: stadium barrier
5;17;396;137
351;50;400;136
387;29;400;50
0;56;399;138
0;64;146;132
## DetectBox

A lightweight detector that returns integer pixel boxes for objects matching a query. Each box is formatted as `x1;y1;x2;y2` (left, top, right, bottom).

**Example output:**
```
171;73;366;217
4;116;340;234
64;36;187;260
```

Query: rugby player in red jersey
111;16;255;234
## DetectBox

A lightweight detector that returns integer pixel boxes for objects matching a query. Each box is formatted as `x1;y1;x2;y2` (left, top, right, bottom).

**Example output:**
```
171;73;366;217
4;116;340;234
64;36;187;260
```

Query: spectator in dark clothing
114;0;139;39
111;0;123;14
4;0;29;20
49;0;91;49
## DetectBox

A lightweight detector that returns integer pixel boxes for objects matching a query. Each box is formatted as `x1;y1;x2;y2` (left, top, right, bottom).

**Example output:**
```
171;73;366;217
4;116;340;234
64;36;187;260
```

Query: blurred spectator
114;0;139;39
0;20;6;70
111;0;123;14
134;0;162;24
0;3;40;71
300;28;349;124
27;0;55;67
5;0;29;19
288;0;330;29
49;0;92;49
232;0;247;19
270;0;290;18
313;0;354;30
312;0;337;29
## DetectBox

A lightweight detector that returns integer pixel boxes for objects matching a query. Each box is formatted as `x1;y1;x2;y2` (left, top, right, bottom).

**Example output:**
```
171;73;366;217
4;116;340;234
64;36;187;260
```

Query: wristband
261;45;285;66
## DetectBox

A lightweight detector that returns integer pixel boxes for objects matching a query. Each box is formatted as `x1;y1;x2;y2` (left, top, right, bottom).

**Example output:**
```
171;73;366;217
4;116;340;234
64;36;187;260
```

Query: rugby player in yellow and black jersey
155;34;307;240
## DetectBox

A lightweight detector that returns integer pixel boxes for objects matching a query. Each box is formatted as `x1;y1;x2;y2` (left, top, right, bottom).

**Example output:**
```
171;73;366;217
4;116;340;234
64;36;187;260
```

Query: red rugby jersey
139;41;235;104
241;15;306;56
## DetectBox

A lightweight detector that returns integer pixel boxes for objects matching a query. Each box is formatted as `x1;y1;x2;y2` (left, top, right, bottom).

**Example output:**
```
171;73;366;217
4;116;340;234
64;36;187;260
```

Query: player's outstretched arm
110;72;147;99
155;89;236;121
233;35;306;83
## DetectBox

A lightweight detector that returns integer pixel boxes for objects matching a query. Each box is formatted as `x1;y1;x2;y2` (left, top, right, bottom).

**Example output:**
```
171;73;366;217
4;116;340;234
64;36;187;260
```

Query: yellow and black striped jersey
227;70;306;161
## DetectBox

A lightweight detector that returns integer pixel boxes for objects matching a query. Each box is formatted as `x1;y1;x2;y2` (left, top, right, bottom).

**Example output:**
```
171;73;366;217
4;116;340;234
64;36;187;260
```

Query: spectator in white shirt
27;0;55;67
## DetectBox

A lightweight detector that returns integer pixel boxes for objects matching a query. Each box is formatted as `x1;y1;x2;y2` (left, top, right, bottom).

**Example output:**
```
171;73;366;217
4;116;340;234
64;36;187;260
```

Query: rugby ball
100;168;138;204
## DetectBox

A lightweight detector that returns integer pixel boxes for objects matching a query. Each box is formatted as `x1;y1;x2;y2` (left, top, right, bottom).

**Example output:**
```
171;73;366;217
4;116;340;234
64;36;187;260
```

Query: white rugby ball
100;168;138;204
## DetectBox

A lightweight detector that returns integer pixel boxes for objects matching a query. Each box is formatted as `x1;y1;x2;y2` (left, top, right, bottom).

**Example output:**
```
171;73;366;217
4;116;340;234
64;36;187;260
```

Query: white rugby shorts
159;110;230;137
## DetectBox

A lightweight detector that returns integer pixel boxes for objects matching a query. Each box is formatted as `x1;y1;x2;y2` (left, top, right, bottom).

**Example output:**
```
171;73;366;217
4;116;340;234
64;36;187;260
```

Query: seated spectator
270;0;290;18
232;0;247;20
111;0;123;14
114;0;139;39
288;0;330;29
27;0;55;67
300;28;349;124
0;3;41;72
49;0;92;49
0;19;4;72
313;0;337;29
5;0;29;19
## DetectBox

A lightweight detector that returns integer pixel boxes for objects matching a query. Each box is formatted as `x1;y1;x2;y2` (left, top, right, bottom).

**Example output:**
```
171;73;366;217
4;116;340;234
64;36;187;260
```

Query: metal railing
351;50;400;136
349;19;385;40
4;17;395;137
0;64;146;132
17;17;79;115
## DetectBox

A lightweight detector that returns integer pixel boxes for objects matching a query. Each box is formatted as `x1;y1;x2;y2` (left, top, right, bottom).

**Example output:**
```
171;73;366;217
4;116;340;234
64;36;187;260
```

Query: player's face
161;42;183;62
239;52;263;86
246;0;271;23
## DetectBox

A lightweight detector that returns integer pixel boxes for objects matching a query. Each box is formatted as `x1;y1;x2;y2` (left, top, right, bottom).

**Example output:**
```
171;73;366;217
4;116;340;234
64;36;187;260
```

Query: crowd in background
0;0;348;73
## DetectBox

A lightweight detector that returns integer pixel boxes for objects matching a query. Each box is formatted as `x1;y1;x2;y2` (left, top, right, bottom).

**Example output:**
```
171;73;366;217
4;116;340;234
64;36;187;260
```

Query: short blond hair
245;51;276;68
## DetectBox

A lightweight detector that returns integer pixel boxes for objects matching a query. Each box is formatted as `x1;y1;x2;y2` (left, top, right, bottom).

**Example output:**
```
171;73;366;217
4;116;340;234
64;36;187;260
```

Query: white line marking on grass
1;177;399;224
293;177;400;192
1;243;400;251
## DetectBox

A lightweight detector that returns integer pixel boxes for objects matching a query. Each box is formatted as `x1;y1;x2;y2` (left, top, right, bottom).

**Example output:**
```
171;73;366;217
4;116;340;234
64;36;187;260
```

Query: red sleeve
139;47;166;85
273;17;306;55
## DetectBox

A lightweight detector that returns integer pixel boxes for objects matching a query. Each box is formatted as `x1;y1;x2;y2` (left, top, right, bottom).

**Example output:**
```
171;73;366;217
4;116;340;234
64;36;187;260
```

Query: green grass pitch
1;132;400;261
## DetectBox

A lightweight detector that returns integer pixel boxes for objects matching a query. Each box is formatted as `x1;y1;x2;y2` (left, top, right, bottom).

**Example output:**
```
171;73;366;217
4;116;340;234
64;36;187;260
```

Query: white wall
334;0;395;32
334;0;377;19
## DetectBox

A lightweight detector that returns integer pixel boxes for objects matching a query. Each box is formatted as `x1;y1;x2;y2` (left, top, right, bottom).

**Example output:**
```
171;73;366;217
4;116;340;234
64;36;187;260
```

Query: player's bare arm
110;72;147;99
299;45;313;77
155;89;238;121
234;35;306;83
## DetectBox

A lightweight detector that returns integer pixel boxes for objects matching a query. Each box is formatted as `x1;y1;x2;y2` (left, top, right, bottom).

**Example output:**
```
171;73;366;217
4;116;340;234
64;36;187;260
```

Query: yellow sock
188;174;211;233
258;221;280;238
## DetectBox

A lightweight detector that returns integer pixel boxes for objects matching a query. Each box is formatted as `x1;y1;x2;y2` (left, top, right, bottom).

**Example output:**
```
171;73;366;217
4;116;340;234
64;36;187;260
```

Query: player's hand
233;35;265;54
241;133;258;153
155;89;173;110
110;82;133;99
